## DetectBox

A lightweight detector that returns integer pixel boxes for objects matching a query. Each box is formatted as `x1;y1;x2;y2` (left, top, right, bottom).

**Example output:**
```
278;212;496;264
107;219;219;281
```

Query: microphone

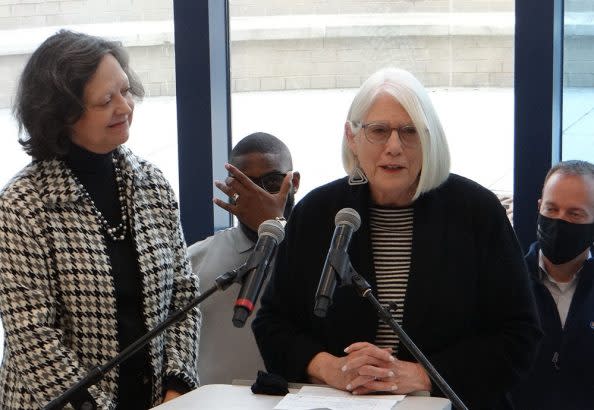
232;219;286;328
314;208;361;318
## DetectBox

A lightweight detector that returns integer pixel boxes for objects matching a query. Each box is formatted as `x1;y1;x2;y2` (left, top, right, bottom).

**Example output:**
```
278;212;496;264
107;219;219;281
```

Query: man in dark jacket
512;160;594;410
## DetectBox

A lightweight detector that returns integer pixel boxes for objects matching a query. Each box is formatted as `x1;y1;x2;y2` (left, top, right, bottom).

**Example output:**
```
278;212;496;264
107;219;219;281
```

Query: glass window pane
229;1;515;207
562;1;594;161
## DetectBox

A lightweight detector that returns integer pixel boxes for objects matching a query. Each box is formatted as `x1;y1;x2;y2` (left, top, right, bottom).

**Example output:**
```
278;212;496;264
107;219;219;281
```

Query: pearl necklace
71;155;129;241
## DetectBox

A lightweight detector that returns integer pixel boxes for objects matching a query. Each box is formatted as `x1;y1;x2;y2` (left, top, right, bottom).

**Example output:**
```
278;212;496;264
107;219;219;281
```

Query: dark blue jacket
511;243;594;410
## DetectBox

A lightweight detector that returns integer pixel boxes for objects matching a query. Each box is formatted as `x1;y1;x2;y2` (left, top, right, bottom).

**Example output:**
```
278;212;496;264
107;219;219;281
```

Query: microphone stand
338;263;468;410
44;266;252;410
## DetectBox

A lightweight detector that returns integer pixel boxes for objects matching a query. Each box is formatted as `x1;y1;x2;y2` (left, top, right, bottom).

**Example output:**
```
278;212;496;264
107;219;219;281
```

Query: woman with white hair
253;68;541;409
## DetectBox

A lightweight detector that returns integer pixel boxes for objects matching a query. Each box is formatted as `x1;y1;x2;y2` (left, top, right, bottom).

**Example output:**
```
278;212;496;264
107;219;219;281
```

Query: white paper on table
273;385;405;410
298;385;405;400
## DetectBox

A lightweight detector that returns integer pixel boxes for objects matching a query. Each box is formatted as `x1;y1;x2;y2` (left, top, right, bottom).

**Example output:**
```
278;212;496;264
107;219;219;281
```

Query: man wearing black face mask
511;160;594;410
187;132;300;385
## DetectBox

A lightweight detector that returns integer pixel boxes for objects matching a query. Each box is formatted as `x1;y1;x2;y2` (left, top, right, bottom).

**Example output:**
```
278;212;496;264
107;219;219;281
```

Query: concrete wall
230;12;516;92
0;53;25;108
564;11;594;87
565;35;594;87
232;35;514;91
0;42;175;108
1;0;587;25
0;21;176;107
0;0;592;108
0;0;172;29
229;0;514;15
567;0;594;12
229;0;594;15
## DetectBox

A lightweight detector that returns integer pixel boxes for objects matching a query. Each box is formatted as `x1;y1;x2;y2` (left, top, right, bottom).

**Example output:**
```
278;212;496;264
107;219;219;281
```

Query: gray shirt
188;227;266;385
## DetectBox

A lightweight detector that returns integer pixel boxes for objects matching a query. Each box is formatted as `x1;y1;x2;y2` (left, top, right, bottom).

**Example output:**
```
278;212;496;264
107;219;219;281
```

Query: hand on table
306;342;395;392
307;342;431;396
344;342;432;395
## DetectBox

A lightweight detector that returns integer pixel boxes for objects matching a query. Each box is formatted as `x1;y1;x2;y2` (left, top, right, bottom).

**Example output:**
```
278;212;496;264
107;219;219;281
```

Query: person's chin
119;138;129;149
377;179;412;195
111;128;130;144
377;173;407;187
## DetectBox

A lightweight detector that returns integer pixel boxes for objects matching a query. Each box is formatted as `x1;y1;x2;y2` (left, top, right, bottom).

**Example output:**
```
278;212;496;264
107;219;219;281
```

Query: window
229;0;516;202
562;0;594;161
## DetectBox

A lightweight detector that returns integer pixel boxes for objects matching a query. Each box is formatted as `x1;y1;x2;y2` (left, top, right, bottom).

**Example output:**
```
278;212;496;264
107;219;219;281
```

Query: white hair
342;67;451;200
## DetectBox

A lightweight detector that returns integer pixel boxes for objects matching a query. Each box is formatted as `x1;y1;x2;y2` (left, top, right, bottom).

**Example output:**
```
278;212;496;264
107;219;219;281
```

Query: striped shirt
369;206;414;352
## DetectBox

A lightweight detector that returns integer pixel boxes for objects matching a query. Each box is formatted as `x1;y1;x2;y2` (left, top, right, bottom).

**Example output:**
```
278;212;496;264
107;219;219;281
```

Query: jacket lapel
36;159;82;206
401;187;446;344
343;182;379;343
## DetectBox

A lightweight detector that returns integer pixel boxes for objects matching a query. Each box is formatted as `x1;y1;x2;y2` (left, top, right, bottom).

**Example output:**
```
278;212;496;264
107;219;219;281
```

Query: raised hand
213;163;293;231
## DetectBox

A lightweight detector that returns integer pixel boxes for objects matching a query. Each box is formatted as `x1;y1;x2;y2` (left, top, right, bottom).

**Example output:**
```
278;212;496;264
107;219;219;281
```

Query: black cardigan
253;174;542;409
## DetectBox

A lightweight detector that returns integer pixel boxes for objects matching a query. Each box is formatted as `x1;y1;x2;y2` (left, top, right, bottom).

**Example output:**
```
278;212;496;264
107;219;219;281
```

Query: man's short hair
230;132;292;170
544;160;594;187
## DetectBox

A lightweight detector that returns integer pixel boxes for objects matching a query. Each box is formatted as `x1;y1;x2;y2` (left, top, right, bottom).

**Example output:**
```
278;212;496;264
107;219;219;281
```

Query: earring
348;166;368;186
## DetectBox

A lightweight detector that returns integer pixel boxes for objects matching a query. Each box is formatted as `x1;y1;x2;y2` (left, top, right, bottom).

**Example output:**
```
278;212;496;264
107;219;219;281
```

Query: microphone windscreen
335;208;361;231
257;219;286;243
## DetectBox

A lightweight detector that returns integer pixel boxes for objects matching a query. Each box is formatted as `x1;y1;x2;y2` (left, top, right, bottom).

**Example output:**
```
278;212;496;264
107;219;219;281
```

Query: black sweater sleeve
252;200;326;382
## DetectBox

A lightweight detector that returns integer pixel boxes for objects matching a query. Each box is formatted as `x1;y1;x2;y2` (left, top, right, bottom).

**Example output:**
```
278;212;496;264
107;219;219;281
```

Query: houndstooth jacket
0;146;201;409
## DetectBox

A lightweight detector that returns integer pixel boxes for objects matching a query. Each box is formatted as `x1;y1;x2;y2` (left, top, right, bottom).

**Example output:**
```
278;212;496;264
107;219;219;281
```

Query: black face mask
537;213;594;265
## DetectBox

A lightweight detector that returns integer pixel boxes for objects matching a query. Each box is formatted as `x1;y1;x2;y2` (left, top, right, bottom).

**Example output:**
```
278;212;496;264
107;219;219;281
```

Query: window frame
176;0;565;250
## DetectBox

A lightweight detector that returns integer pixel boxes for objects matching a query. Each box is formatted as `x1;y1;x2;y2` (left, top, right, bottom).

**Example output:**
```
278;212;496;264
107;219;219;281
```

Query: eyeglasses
249;171;287;194
360;122;420;147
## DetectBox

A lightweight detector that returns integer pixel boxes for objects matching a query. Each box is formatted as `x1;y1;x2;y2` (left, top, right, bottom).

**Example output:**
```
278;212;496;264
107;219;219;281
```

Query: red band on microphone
235;298;255;312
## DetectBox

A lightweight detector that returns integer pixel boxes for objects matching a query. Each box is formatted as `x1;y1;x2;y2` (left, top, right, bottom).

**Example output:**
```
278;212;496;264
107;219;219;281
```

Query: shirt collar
38;145;149;205
233;226;256;254
537;249;591;282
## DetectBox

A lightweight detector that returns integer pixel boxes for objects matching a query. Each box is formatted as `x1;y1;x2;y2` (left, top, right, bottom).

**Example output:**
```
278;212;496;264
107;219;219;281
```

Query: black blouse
65;143;152;409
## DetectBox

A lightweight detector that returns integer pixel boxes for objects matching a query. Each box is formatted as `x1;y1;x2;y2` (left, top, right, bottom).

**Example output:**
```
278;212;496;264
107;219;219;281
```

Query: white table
153;384;451;410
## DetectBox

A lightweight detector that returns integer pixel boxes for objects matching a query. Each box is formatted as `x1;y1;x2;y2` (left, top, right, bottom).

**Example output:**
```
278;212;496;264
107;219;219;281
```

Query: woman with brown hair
0;30;200;409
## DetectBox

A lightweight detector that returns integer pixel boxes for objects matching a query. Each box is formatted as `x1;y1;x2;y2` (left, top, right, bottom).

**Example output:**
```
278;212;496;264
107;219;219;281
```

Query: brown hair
14;30;144;160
